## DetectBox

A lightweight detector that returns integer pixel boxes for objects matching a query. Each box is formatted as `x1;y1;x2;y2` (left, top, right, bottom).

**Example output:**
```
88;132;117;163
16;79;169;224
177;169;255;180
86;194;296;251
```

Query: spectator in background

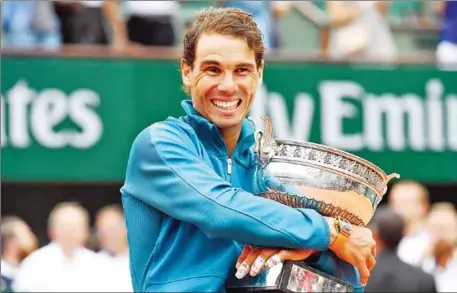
220;1;291;52
420;203;457;292
436;0;457;69
53;0;128;50
1;216;38;292
13;202;103;292
326;1;397;62
124;0;180;47
95;204;133;292
1;0;61;50
388;181;432;267
364;206;437;292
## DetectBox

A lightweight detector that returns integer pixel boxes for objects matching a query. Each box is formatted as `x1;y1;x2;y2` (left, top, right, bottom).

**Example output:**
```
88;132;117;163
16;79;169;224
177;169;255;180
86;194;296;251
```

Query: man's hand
235;245;314;279
326;218;376;286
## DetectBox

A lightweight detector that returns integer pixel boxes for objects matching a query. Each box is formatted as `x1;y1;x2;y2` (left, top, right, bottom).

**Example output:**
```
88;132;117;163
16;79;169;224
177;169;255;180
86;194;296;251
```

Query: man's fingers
366;254;376;272
371;245;377;259
249;248;279;276
264;249;315;269
235;247;262;279
278;249;314;261
357;261;370;286
236;246;252;269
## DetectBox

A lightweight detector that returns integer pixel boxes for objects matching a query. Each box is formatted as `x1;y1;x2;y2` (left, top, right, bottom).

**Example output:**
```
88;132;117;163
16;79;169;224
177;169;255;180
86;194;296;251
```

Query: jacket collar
180;100;256;166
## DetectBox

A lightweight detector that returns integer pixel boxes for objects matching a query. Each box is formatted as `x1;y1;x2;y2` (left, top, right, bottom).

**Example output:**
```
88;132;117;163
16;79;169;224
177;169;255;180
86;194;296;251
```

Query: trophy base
226;261;353;293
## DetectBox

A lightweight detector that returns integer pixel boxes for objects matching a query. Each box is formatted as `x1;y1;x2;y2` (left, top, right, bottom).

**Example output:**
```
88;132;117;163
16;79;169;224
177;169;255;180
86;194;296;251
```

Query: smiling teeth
212;100;239;110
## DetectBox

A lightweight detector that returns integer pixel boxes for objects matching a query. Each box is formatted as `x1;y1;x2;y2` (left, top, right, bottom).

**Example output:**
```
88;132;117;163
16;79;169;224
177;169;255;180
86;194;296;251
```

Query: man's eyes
235;68;250;74
206;66;220;73
204;67;250;74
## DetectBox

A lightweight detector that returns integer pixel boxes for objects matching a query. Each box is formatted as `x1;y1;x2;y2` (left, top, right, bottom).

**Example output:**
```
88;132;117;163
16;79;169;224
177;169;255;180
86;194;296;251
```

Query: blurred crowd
1;203;132;292
1;181;456;292
1;1;457;67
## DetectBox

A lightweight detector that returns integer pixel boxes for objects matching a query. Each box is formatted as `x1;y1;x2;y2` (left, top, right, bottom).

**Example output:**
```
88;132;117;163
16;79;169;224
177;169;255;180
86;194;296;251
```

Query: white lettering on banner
250;87;314;141
1;94;6;148
447;95;457;150
1;80;103;149
319;81;363;151
250;79;456;152
426;80;445;151
31;89;69;148
364;93;425;151
6;81;34;148
68;90;103;148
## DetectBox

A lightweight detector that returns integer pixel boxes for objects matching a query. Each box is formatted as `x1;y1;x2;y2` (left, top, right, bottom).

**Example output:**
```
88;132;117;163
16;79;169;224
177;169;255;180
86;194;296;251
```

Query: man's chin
212;118;242;130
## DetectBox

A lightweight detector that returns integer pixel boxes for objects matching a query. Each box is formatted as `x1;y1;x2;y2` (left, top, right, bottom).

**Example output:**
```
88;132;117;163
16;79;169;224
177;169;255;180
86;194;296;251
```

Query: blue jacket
121;100;364;292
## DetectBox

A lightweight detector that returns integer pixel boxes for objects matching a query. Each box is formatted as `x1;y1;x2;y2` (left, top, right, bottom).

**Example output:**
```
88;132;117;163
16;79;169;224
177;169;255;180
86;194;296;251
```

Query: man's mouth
211;99;242;111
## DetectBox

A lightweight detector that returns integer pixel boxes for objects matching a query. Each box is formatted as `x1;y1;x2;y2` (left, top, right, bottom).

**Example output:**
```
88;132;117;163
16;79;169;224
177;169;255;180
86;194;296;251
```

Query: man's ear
181;59;192;89
257;60;264;88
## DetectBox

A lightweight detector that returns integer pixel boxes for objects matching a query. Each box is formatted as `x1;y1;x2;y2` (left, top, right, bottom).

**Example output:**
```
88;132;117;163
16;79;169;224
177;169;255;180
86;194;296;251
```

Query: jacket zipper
227;158;232;181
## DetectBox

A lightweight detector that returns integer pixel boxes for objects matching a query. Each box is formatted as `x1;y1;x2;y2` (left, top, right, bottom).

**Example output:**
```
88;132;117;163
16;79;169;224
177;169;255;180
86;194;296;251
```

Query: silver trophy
226;116;399;293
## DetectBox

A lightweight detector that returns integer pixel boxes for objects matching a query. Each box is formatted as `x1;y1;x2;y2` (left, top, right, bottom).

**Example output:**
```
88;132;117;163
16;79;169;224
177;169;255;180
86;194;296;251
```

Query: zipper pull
227;158;232;175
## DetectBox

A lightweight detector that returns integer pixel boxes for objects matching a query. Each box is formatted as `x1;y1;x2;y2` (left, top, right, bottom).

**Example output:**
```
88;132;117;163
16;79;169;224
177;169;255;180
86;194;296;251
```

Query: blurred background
1;0;456;292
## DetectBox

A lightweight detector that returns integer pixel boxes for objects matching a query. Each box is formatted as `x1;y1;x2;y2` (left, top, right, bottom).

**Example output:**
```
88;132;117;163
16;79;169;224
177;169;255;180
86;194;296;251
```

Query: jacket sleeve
121;122;330;250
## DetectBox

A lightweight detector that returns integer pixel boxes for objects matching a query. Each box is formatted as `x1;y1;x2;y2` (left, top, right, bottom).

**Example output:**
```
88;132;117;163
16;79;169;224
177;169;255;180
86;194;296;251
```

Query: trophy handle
386;173;400;183
253;116;278;166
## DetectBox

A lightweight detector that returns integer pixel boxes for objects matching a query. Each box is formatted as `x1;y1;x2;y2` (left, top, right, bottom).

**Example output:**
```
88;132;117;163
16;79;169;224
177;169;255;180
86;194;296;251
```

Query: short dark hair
182;7;264;69
368;205;405;250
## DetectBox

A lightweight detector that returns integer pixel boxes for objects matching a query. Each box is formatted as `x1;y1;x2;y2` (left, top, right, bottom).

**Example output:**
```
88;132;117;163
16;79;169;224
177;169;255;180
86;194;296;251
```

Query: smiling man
121;7;376;292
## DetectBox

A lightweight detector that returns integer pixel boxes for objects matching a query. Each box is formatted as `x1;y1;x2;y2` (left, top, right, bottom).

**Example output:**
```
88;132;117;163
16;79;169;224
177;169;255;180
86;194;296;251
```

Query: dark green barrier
2;56;456;183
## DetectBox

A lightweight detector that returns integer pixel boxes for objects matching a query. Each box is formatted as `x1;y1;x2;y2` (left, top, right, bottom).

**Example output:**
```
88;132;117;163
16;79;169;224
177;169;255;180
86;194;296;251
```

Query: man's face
12;221;38;261
95;212;127;255
181;33;263;130
427;210;457;244
389;185;428;223
50;207;89;251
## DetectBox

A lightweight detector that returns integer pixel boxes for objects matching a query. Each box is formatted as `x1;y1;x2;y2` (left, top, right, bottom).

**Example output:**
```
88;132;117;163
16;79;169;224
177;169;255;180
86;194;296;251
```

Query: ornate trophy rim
253;116;400;199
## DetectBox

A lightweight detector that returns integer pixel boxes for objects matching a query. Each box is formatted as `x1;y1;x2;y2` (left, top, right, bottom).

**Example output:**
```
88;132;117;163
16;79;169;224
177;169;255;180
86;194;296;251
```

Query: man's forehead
195;33;256;66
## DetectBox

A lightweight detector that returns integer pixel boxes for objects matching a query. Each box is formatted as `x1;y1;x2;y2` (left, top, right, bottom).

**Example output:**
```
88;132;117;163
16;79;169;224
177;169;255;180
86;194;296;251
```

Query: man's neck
405;220;426;236
220;125;242;157
112;246;129;257
2;254;20;267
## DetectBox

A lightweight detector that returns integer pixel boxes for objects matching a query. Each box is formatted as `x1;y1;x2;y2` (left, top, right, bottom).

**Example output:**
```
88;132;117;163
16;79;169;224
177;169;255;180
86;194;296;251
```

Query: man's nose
217;73;237;93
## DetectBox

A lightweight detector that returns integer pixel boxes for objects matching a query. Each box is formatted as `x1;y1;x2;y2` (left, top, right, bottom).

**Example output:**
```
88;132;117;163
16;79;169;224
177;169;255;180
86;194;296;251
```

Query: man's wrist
325;217;338;247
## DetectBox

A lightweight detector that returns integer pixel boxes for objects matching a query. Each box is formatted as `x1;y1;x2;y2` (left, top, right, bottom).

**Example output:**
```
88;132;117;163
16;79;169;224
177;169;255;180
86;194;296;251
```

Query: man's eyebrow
199;60;256;69
236;63;255;69
200;60;221;67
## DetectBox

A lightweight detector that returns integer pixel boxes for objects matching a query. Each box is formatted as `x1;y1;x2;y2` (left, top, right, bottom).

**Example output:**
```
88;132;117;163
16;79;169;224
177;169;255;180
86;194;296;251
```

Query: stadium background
1;1;456;291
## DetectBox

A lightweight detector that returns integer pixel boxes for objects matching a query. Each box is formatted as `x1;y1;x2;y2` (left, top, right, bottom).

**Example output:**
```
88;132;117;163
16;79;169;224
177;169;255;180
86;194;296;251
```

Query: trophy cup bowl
226;116;399;293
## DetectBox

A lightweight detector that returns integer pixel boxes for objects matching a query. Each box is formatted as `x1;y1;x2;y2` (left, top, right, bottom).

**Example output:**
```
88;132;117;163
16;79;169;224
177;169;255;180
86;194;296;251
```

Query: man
13;202;103;292
388;181;432;266
95;204;133;292
124;0;179;47
1;216;38;292
1;1;61;50
52;0;128;50
220;1;291;51
121;7;376;292
364;206;437;292
420;203;457;292
436;0;457;69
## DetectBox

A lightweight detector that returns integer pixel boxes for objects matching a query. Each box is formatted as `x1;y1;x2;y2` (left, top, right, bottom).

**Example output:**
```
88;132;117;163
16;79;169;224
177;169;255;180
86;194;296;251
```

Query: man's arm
101;0;128;50
121;121;331;251
308;251;365;291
